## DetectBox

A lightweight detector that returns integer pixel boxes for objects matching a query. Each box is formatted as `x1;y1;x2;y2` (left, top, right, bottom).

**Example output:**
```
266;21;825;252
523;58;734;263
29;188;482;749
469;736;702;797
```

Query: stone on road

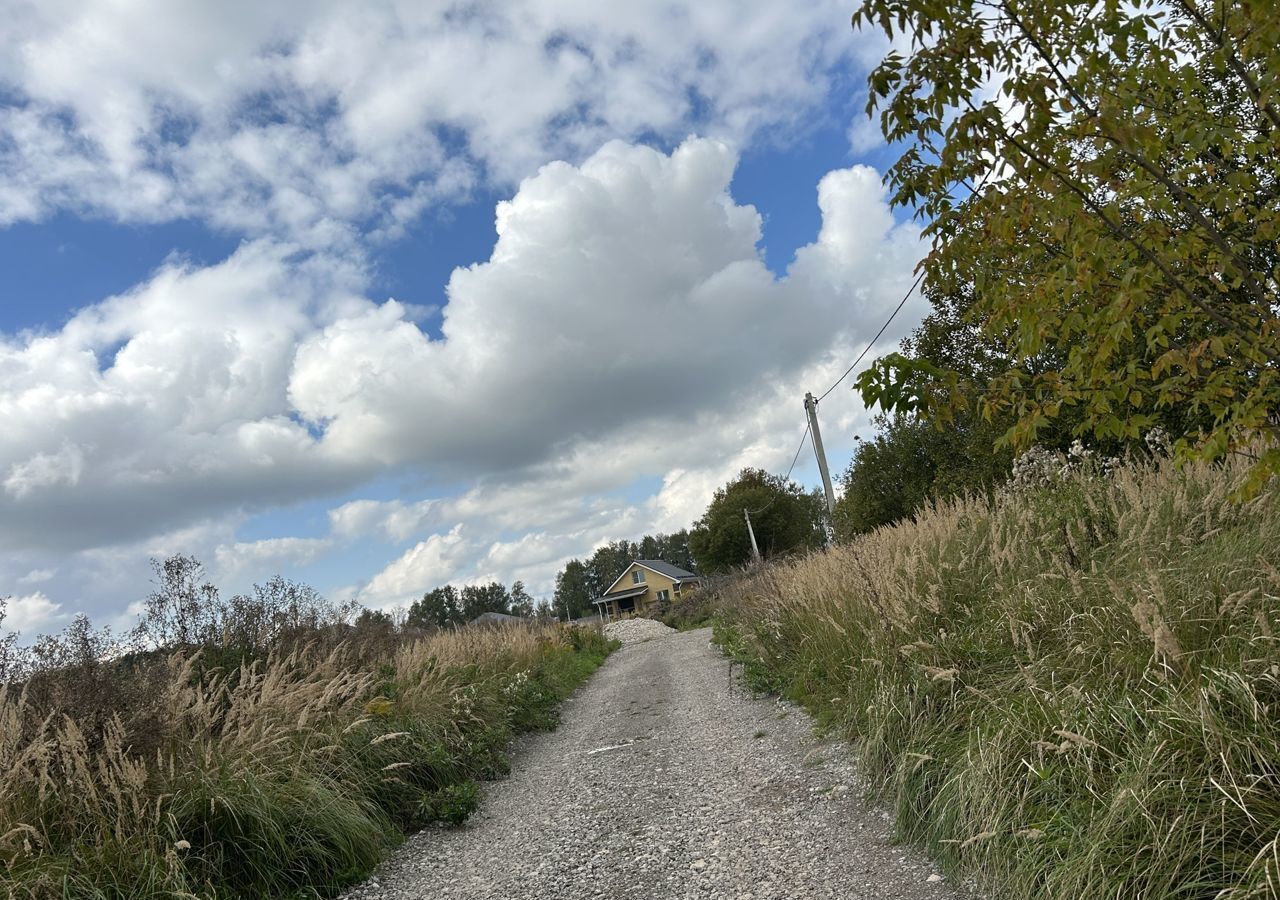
341;627;965;900
603;617;677;645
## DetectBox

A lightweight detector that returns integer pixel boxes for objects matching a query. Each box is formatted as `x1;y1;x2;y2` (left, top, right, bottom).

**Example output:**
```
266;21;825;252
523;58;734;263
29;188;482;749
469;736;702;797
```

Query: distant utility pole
743;508;762;564
804;391;837;545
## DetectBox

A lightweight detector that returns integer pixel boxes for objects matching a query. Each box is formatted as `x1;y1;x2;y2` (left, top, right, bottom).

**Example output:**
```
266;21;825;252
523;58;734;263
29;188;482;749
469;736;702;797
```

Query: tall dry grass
0;620;612;898
715;455;1280;899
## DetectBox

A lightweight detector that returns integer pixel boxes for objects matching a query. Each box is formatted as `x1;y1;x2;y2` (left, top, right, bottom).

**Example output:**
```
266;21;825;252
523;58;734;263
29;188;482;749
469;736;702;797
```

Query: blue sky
0;1;928;633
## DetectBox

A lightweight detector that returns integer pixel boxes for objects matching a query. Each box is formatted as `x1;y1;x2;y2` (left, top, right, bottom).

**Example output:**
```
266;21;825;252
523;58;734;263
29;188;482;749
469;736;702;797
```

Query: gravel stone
602;616;678;644
340;628;972;900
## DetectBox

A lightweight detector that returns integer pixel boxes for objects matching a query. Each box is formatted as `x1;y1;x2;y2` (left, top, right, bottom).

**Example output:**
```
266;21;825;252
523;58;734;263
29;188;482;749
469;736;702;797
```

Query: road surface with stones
341;626;968;900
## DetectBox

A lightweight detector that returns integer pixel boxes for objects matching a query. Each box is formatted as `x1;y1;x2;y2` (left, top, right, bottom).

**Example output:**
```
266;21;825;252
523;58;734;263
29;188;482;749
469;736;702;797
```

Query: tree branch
962;98;1280;368
997;0;1275;317
1170;0;1280;131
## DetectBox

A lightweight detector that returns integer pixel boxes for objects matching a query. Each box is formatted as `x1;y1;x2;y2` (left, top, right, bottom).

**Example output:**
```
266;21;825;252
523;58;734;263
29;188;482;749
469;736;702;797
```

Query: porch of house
592;584;648;622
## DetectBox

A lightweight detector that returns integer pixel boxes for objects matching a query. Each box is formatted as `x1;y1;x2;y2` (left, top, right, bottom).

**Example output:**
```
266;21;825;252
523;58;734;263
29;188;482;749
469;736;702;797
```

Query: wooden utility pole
743;508;762;564
804;392;837;544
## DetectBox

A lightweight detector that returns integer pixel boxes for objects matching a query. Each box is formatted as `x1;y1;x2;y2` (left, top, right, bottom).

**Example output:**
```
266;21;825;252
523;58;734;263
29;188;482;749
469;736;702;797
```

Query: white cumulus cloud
0;240;374;552
326;139;923;602
290;139;914;473
0;0;864;245
0;138;923;625
359;525;471;609
2;591;66;633
214;536;333;580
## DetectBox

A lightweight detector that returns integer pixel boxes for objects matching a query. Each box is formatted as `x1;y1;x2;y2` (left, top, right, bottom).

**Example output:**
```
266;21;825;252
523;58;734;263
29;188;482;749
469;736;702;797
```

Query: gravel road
342;627;967;900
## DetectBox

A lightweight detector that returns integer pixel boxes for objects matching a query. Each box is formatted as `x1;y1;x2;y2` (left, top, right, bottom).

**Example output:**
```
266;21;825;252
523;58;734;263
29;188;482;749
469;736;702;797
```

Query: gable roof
591;584;648;605
601;559;700;596
635;559;698;580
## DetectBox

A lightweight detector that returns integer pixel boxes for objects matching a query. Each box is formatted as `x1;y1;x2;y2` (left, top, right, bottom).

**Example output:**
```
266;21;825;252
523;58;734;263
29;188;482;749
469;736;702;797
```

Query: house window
656;589;670;603
632;569;645;584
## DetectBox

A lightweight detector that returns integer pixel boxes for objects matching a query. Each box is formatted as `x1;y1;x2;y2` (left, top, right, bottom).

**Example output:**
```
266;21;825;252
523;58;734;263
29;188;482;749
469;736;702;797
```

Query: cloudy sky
0;0;928;634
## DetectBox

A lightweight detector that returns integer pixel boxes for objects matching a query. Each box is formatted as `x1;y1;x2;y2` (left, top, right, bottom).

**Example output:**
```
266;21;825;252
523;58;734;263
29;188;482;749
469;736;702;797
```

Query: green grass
660;587;726;631
0;625;616;899
713;457;1280;899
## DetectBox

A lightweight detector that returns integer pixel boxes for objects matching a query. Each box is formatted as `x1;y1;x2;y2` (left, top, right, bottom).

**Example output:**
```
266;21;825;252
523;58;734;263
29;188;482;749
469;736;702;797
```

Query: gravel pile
339;628;972;900
603;616;677;645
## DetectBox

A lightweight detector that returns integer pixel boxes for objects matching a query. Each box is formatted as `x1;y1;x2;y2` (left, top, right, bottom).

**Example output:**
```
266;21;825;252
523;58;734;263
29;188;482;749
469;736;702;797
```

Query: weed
419;782;480;826
714;455;1280;899
0;591;613;898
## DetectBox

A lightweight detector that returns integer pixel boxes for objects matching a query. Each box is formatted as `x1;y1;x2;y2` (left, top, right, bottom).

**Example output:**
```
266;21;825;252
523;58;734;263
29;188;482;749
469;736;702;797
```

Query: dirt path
341;628;966;900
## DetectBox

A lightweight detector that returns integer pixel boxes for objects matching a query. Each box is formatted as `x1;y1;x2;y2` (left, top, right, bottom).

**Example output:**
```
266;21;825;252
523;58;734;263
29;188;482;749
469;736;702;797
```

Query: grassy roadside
711;456;1279;899
1;623;614;899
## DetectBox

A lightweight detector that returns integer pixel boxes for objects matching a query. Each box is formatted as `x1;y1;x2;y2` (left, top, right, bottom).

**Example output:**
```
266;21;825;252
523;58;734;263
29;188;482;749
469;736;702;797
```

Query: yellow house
592;560;701;621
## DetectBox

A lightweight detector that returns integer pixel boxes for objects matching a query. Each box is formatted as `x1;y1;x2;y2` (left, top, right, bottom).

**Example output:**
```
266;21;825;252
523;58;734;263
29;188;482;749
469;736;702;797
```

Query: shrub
419;782;480;826
659;578;744;630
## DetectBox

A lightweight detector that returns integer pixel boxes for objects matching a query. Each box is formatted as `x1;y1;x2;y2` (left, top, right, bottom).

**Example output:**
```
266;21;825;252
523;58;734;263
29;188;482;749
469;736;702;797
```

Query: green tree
352;607;393;630
833;412;1014;538
553;559;595;620
638;534;661;560
508;581;536;618
585;541;635;595
836;281;1088;537
852;0;1280;491
651;529;697;573
131;554;222;649
406;586;460;629
459;582;511;620
689;468;825;573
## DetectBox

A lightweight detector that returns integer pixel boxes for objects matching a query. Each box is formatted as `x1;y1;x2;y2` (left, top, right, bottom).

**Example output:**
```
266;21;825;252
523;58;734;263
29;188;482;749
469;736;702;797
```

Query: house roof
600;559;701;597
592;584;648;605
468;611;529;626
635;559;698;580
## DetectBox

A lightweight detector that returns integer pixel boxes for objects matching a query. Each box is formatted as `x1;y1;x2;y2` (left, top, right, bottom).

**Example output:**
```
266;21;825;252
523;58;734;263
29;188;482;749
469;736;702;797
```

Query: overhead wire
748;262;926;528
744;264;923;524
742;264;923;526
812;164;996;406
815;266;926;403
784;420;812;482
747;421;811;516
748;169;994;545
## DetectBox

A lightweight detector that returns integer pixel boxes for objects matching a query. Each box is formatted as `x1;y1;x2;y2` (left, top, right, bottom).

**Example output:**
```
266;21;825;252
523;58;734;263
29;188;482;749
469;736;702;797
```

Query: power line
748;421;811;515
815;165;995;405
784;421;811;481
754;171;993;529
750;260;925;527
812;166;996;405
816;266;926;403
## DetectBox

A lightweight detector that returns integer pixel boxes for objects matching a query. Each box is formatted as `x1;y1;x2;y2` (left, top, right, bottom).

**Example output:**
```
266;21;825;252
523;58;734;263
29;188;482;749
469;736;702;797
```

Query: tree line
405;580;546;629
